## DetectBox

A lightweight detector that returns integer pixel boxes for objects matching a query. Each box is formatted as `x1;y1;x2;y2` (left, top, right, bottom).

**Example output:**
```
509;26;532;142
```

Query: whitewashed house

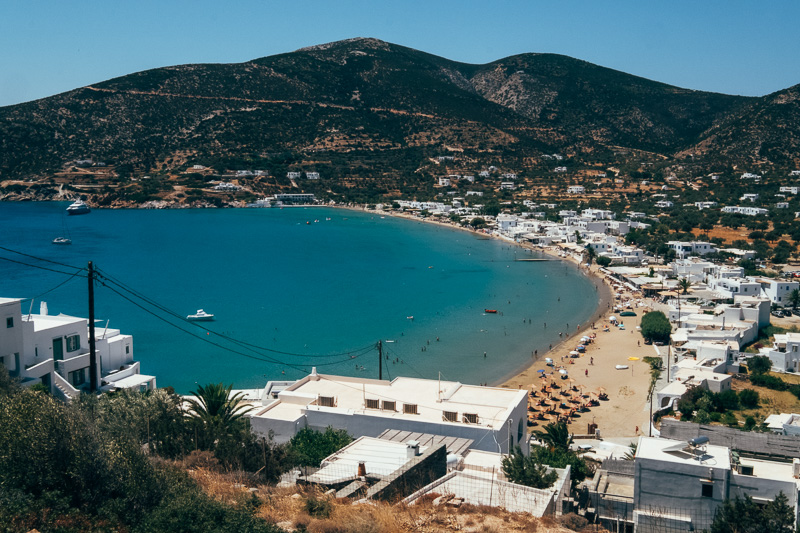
248;370;529;454
753;278;800;307
0;298;154;401
567;185;584;194
721;206;769;216
306;172;320;180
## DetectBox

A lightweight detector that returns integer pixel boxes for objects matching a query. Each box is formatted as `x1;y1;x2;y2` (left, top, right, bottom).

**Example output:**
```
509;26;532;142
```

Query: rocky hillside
0;38;796;189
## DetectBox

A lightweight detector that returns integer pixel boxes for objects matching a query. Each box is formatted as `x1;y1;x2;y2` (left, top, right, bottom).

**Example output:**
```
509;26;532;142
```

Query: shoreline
355;205;615;388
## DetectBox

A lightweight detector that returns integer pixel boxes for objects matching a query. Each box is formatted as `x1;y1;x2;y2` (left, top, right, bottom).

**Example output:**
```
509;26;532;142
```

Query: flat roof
636;437;730;470
269;373;526;430
306;436;426;483
108;374;155;389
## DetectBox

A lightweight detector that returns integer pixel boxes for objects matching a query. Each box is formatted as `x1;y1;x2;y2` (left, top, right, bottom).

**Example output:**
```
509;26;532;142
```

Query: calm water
0;202;599;392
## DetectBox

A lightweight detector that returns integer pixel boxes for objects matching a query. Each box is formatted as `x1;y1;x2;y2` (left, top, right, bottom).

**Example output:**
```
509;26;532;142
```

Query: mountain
0;38;796;199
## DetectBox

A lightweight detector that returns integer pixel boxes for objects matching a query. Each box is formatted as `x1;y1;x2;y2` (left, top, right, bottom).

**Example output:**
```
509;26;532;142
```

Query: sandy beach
370;207;657;438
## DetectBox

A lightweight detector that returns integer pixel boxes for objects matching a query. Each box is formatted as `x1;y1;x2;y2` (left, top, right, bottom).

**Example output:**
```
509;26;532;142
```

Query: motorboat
66;199;91;215
484;309;498;314
52;237;72;245
187;309;215;321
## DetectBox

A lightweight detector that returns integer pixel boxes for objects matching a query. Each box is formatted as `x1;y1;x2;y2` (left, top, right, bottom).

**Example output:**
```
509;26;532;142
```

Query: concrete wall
0;300;24;375
634;457;729;532
366;444;447;502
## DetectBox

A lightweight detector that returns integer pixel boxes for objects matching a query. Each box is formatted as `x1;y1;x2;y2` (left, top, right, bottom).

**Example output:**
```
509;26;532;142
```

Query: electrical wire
0;255;86;276
100;281;372;371
27;269;86;300
0;244;86;271
94;266;376;359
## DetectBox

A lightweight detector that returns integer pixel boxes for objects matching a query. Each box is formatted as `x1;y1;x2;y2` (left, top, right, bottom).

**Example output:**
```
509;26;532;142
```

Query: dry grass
178;465;595;532
731;378;800;419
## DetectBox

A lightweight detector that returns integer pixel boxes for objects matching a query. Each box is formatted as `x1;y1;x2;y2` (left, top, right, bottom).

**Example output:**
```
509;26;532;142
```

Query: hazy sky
2;1;798;107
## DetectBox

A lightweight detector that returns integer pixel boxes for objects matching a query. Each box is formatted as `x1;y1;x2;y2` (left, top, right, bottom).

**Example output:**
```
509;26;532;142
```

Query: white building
754;278;800;307
634;436;800;533
249;371;529;454
762;332;800;373
306;172;320;180
740;172;762;180
721;206;769;216
554;166;567;173
667;241;718;258
286;171;302;179
581;209;615;220
500;182;516;190
567;185;584;194
655;200;673;208
694;201;717;210
780;186;800;195
0;298;154;401
740;193;759;202
437;177;451;187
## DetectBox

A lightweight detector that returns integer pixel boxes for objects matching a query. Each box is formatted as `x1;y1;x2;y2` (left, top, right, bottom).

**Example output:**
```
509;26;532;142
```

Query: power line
0;244;86;271
0;255;86;277
94;266;375;359
100;281;372;372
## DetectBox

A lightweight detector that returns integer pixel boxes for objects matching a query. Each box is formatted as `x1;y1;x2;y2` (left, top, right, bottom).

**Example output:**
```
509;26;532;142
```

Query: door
52;337;63;361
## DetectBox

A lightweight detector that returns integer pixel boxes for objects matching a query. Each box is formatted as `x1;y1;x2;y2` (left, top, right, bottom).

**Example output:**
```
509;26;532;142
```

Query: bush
560;513;588;531
677;399;695;420
749;373;786;391
747;355;772;375
721;412;739;427
640;311;671;343
717;389;740;411
743;416;757;431
739;389;760;409
304;495;333;518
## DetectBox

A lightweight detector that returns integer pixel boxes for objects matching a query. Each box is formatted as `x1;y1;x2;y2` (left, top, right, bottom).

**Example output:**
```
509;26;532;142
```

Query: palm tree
187;383;254;449
678;277;692;294
789;288;800;312
584;245;596;265
533;421;573;452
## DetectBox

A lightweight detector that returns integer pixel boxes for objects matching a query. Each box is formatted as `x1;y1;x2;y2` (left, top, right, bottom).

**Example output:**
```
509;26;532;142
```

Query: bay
0;202;599;392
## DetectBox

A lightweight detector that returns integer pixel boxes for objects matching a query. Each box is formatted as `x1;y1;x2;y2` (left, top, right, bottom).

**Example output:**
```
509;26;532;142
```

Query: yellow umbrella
628;356;640;361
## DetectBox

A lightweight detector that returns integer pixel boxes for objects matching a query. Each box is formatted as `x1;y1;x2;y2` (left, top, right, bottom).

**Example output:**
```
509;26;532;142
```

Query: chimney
406;440;420;459
793;458;800;479
357;461;366;477
40;302;48;316
311;367;318;378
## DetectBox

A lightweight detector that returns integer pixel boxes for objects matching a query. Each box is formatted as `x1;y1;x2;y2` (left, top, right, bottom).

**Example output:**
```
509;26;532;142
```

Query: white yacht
187;309;215;321
66;199;91;215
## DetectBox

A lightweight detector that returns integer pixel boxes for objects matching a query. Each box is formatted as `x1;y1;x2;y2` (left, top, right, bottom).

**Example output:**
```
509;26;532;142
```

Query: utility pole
88;261;97;392
378;340;382;380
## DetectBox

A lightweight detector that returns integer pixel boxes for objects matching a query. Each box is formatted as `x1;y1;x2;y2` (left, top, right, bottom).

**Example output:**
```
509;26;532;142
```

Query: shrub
721;412;739;427
560;513;588;531
304;495;333;518
743;416;757;431
747;355;772;375
717;389;740;411
739;389;760;409
640;311;671;343
749;373;786;390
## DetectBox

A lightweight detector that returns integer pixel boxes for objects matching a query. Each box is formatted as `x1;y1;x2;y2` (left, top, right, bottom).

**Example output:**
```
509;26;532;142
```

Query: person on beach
590;357;593;365
585;369;588;377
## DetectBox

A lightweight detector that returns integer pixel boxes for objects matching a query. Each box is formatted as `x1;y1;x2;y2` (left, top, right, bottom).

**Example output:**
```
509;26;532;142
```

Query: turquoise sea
0;202;600;392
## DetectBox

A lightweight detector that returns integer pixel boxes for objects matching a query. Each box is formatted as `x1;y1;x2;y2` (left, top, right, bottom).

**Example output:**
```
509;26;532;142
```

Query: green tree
596;255;612;267
739;388;760;409
584;245;596;264
640;311;671;343
186;383;254;450
501;446;558;489
711;493;795;533
788;288;800;311
747;355;772;375
533;421;573;452
287;426;353;466
677;277;692;294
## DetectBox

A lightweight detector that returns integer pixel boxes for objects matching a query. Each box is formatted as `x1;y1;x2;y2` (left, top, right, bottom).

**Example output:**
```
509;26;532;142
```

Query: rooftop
636;437;730;470
257;373;527;430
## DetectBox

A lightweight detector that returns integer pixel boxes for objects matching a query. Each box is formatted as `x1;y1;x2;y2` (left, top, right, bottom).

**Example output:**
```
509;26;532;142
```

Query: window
318;396;336;407
6;317;13;328
69;369;86;387
66;335;80;352
365;398;380;409
463;413;479;424
125;345;130;354
382;401;396;411
443;411;458;422
403;403;418;415
701;483;713;498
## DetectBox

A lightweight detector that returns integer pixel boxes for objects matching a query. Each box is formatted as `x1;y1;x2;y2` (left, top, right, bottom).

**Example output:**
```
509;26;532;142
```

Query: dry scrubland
189;465;602;533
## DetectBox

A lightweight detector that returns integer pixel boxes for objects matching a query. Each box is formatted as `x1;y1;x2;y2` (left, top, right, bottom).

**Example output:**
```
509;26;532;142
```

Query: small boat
485;309;498;314
52;237;72;245
66;199;91;216
187;309;215;321
615;365;629;370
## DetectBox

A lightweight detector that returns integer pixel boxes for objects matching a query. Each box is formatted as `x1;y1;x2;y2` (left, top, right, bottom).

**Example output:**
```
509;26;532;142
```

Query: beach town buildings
248;370;529;455
721;205;769;216
0;297;154;401
760;332;800;373
630;436;800;532
667;241;717;258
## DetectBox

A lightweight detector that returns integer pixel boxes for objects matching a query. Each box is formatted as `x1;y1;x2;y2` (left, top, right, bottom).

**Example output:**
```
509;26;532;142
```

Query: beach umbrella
537;369;546;373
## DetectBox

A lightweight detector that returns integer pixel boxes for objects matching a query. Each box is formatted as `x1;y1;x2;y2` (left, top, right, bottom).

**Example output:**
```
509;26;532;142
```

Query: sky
1;1;799;108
